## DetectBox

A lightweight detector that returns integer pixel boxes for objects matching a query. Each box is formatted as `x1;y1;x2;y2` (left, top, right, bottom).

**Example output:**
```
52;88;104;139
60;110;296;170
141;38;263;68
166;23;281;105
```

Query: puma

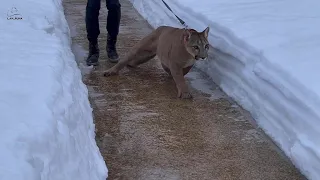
103;26;210;99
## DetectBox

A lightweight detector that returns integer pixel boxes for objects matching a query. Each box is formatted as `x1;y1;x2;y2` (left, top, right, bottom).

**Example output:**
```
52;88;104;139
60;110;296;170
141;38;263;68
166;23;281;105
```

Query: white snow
0;0;107;179
129;0;320;179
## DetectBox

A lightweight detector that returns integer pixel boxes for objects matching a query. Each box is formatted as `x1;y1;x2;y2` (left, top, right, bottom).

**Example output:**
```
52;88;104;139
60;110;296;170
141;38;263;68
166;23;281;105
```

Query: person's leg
106;0;121;63
85;0;101;66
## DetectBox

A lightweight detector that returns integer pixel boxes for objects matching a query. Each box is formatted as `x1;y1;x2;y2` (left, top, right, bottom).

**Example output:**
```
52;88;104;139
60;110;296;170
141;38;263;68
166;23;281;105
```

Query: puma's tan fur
103;26;210;99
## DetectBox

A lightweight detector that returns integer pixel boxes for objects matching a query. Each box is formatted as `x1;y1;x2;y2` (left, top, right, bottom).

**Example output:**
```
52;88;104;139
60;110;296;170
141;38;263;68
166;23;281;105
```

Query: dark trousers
85;0;121;43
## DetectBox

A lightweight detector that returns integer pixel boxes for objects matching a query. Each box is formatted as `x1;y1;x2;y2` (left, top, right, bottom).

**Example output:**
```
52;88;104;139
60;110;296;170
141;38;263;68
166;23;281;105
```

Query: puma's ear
202;27;210;38
183;29;192;42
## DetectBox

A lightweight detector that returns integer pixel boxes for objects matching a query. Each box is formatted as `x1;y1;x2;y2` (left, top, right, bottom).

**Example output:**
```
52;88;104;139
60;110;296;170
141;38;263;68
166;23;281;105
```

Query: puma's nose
195;56;207;60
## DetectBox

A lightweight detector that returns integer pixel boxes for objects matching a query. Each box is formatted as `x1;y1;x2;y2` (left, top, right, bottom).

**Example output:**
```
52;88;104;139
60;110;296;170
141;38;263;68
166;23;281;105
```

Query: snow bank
0;0;107;179
129;0;320;179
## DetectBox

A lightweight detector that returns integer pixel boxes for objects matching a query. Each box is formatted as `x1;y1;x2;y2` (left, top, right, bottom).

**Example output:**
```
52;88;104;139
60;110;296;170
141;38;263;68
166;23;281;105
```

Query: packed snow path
63;0;306;179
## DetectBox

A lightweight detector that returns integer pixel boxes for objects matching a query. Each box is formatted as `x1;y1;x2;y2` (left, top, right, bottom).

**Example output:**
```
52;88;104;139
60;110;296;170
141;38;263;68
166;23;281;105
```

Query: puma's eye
193;46;199;50
205;44;209;49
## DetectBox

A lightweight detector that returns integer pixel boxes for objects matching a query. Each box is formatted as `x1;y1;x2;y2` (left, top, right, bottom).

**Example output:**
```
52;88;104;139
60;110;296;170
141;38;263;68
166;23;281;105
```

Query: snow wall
0;0;108;179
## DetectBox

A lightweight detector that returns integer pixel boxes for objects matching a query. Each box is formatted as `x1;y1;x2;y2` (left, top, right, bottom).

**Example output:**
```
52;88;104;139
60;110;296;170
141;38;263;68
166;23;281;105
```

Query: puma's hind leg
126;34;158;68
103;30;159;77
127;51;156;68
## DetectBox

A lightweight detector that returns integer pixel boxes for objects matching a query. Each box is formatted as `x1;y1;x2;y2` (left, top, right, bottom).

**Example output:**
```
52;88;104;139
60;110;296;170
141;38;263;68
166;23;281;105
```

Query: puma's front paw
181;92;193;99
103;69;118;77
177;91;193;99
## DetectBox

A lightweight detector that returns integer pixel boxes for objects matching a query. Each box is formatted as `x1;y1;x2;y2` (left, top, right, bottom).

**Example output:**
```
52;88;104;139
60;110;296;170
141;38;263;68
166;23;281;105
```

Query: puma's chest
183;58;196;68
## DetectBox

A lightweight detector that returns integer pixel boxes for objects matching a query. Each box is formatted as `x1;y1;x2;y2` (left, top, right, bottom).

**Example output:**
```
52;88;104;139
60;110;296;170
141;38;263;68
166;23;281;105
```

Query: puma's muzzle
195;55;207;60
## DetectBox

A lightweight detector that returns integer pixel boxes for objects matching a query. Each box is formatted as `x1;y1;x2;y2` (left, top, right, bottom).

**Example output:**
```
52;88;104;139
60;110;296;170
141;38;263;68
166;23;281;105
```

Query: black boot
107;34;119;63
86;41;99;66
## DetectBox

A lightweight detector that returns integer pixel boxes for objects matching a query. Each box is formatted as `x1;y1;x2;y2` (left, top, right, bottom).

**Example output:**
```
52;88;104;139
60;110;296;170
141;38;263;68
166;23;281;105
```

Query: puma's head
183;27;210;60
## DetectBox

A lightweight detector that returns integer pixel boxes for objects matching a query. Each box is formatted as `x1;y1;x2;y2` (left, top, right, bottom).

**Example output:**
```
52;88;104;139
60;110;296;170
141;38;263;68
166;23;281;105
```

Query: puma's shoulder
156;26;186;51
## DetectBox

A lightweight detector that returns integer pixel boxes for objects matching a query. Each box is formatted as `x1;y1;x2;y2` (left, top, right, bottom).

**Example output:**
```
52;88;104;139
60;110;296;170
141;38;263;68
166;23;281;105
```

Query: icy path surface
130;0;320;179
0;0;107;179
